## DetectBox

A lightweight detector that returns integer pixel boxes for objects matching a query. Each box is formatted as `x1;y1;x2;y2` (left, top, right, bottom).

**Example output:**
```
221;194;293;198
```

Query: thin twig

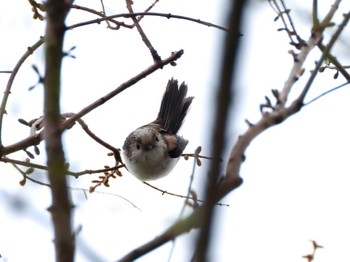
0;37;45;150
67;12;228;32
142;182;229;207
0;156;123;177
70;187;141;210
75;116;122;163
126;0;161;62
72;4;127;29
167;146;202;262
304;81;350;106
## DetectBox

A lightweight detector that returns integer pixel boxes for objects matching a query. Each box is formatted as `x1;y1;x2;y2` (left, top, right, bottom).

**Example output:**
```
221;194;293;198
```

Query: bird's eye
136;144;141;150
155;136;159;142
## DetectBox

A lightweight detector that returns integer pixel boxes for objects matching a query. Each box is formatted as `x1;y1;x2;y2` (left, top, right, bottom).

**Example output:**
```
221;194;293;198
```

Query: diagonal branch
0;37;44;150
1;50;184;156
125;0;161;62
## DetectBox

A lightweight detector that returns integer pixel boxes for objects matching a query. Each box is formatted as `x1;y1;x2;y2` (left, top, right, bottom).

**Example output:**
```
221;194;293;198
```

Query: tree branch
193;0;246;260
1;50;184;156
0;37;44;150
67;12;228;32
126;0;161;62
44;1;74;261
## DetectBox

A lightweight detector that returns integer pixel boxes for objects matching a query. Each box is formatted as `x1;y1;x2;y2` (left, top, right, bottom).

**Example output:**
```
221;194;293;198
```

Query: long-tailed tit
122;79;193;181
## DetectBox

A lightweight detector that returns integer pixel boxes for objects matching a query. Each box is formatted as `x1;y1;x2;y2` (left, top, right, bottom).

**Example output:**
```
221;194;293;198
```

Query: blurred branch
117;0;246;260
273;0;341;105
302;240;324;262
118;209;201;262
44;1;74;261
193;0;246;260
317;17;350;82
118;1;350;261
296;10;350;104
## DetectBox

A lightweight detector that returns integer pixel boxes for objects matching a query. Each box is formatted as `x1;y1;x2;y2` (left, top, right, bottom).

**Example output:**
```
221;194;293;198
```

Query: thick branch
193;1;246;261
44;1;74;261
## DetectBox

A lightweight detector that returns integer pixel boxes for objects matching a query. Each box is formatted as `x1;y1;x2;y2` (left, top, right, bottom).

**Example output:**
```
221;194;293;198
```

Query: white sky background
1;0;350;261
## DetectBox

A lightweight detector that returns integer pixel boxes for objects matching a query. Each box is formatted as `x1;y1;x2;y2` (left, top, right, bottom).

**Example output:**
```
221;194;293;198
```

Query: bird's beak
146;143;153;151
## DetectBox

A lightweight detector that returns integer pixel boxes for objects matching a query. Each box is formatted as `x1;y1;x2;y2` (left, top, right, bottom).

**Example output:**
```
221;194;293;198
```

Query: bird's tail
157;78;194;134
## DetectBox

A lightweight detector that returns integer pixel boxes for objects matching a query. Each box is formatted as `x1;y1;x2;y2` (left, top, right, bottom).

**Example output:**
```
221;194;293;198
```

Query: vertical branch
44;1;74;261
194;0;246;261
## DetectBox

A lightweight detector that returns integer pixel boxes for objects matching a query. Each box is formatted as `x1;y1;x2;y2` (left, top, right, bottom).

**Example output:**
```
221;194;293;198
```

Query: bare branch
67;12;228;32
126;0;161;62
44;1;74;261
0;37;44;150
1;50;184;156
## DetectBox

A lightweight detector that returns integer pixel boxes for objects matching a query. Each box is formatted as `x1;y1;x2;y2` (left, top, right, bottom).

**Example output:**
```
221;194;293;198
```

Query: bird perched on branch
122;78;193;181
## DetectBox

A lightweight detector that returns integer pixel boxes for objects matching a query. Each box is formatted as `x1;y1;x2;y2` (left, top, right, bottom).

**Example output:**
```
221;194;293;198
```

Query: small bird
122;78;193;181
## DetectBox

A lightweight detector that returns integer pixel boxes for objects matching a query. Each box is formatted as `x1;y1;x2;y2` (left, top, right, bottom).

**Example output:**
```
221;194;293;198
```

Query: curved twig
0;37;45;149
67;12;228;32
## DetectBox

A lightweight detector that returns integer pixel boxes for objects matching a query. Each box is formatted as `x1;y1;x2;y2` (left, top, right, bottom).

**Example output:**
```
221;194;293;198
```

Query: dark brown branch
67;12;228;32
193;1;246;261
44;1;74;261
72;115;122;163
126;0;161;62
58;49;184;131
1;50;183;156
